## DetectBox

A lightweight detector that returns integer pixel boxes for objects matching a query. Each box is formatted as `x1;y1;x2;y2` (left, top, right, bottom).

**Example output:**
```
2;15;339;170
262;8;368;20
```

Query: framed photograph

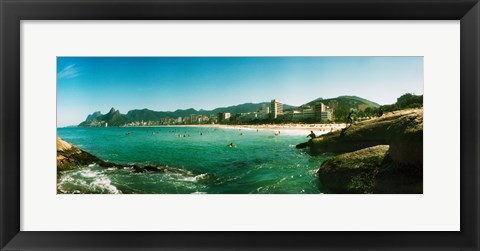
55;56;423;195
1;0;479;250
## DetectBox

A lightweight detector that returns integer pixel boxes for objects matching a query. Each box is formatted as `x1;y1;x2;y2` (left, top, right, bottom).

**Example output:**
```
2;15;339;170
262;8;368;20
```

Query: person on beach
347;111;354;125
307;130;316;139
377;107;384;117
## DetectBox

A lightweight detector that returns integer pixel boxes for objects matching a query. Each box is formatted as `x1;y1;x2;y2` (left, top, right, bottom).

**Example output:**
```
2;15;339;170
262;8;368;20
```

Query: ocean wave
165;172;208;183
89;176;121;194
57;167;122;194
80;169;98;178
184;173;208;182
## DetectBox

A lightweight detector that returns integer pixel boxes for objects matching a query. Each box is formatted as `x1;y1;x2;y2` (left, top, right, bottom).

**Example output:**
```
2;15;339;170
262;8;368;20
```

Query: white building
321;111;333;122
314;102;326;121
270;99;283;119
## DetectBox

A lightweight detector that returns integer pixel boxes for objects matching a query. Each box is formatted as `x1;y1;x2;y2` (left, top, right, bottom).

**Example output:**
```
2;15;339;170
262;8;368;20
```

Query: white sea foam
57;173;88;193
80;169;98;178
194;173;208;181
59;175;74;183
175;176;196;182
89;176;121;194
57;167;122;194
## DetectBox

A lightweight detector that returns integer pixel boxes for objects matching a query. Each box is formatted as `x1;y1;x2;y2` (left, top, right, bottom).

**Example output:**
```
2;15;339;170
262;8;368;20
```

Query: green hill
304;96;380;122
78;102;296;127
77;96;383;126
79;108;127;127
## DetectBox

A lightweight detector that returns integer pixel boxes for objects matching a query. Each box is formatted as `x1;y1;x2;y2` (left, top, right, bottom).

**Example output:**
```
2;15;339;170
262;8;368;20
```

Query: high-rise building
270;99;283;119
321;111;333;122
314;102;327;122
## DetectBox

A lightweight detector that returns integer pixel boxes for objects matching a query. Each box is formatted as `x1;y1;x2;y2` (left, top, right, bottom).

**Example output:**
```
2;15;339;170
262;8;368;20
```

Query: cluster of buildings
122;99;335;126
277;99;334;123
124;114;218;126
285;101;334;122
218;99;334;124
217;103;273;123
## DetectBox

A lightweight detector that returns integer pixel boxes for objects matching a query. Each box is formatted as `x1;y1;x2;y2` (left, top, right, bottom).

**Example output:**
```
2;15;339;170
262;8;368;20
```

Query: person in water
228;142;236;147
307;130;316;139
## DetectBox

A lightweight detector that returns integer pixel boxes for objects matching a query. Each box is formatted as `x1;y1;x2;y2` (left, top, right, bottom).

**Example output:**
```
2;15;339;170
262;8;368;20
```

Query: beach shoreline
119;123;348;135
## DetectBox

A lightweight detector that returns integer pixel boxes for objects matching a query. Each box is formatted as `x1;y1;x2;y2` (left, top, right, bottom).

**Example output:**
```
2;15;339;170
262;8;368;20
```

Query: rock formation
57;137;173;173
318;145;389;193
311;108;423;193
57;137;112;170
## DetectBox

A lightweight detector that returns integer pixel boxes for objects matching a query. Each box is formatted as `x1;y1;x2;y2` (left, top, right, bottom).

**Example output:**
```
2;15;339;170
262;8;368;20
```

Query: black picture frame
1;0;479;250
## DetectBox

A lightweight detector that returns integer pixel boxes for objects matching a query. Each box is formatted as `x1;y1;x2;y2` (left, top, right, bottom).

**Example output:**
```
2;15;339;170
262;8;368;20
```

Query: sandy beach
163;123;347;136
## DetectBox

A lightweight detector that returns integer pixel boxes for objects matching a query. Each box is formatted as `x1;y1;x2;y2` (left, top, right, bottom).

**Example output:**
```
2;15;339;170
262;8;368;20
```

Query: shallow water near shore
57;126;331;194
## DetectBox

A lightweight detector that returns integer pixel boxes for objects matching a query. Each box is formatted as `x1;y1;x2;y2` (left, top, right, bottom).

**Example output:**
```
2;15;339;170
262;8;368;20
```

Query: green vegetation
77;94;421;127
356;93;423;119
382;93;423;112
317;96;380;123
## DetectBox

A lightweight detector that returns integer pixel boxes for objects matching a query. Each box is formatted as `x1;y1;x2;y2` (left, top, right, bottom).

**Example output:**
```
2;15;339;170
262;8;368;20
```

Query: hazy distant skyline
57;57;423;127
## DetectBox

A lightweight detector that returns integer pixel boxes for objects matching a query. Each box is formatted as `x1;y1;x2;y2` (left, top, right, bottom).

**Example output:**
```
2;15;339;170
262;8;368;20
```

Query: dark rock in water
131;164;166;173
296;142;310;149
318;145;422;194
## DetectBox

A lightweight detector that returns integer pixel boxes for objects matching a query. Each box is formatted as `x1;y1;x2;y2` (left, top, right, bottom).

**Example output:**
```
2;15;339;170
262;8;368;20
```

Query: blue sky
57;57;423;127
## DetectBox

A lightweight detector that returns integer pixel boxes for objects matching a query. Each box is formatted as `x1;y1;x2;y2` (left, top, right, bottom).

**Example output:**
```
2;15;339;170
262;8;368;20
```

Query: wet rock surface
309;108;423;193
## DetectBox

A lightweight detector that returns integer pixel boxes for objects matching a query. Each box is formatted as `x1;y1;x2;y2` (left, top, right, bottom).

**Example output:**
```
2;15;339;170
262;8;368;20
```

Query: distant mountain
335;96;380;108
79;108;128;127
306;96;380;108
84;111;102;122
211;102;295;115
78;102;296;127
77;96;379;127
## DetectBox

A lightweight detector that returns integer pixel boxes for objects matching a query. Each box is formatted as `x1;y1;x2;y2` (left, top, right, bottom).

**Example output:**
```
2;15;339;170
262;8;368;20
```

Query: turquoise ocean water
57;127;331;194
